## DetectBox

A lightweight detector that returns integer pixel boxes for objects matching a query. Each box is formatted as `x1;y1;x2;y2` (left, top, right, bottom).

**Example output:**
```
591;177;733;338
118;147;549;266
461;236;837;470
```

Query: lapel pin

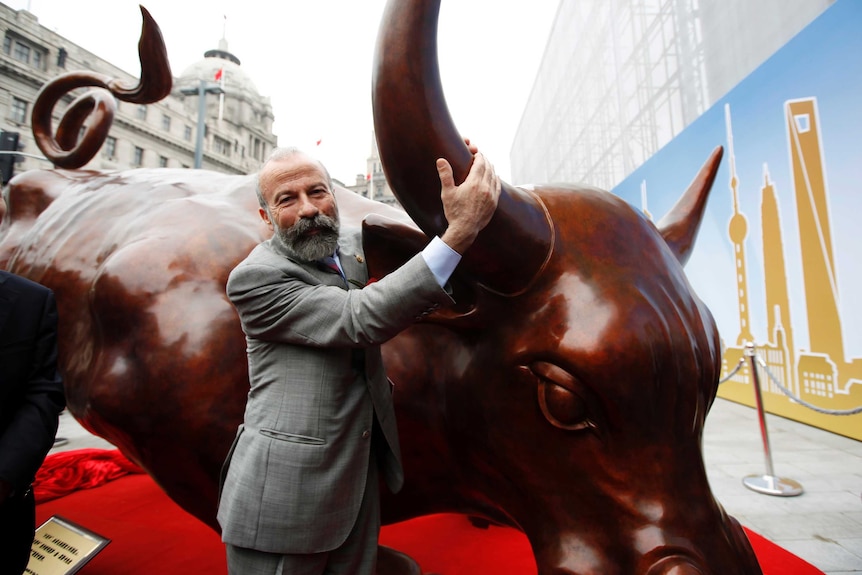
355;255;364;264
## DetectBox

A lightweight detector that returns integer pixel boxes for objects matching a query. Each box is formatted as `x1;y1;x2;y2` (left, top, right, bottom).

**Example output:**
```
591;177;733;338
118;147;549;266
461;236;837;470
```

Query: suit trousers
0;489;35;575
226;448;381;575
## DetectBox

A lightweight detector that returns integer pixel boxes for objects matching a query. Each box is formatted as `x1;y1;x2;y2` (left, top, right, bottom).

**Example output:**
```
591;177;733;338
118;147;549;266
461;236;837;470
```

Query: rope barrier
754;354;862;416
719;341;861;497
718;356;745;384
718;344;862;415
739;342;804;497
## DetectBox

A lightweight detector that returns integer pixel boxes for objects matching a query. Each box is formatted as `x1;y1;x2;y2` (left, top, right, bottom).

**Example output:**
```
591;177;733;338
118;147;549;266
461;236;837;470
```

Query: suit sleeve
227;252;452;348
0;290;65;489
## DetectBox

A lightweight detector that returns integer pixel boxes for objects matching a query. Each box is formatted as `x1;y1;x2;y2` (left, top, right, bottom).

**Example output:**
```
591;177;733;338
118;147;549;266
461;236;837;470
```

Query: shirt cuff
421;236;462;287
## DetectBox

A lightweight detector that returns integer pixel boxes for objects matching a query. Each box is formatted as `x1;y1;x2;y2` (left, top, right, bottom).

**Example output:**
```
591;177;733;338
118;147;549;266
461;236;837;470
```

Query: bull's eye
529;362;596;431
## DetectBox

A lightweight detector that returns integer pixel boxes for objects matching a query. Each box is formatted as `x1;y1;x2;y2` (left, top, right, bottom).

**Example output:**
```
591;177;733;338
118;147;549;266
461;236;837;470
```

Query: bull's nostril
661;567;704;575
646;556;706;575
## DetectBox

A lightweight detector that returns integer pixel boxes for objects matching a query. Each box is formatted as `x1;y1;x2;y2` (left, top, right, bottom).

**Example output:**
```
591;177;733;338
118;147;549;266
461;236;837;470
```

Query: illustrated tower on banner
786;99;843;365
724;104;755;346
760;164;796;395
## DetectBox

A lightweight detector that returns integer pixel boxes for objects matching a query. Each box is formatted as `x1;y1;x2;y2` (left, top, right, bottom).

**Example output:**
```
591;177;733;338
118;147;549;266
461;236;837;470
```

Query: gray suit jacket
217;227;451;554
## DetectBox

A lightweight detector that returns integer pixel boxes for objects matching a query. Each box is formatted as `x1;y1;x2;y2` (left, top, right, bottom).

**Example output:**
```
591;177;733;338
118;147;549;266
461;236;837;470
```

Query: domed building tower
0;4;278;177
174;37;277;174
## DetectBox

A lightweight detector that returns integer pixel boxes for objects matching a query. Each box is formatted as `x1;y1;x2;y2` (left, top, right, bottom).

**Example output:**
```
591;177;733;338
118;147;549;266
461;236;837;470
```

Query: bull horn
372;0;553;296
109;5;173;104
657;146;724;266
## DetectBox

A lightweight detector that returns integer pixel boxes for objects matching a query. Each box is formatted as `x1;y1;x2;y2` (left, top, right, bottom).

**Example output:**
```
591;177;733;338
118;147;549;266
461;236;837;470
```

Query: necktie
319;255;345;279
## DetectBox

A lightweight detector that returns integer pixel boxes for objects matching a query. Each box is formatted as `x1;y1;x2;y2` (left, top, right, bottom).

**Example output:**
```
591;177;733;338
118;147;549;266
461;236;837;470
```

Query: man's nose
297;195;319;218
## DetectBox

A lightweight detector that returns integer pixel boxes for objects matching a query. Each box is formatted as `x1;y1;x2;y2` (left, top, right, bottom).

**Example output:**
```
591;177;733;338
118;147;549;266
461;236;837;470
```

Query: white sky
6;0;559;184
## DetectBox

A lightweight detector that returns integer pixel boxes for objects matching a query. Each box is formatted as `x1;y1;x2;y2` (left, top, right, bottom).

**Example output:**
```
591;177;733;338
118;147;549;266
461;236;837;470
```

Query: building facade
0;2;277;180
341;131;399;207
510;0;835;191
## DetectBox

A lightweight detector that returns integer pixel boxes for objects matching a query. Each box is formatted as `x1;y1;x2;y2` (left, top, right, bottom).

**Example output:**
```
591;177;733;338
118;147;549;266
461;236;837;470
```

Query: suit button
361;430;370;439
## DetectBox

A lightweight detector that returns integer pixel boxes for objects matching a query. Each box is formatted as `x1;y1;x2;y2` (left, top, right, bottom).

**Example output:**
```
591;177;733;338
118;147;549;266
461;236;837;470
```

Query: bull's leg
376;545;428;575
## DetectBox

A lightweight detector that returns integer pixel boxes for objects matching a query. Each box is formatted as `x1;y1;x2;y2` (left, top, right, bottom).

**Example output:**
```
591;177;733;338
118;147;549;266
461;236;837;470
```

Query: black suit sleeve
0;288;65;490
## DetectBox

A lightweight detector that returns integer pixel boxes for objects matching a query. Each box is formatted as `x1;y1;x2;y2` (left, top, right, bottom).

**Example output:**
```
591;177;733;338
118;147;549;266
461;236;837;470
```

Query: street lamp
180;79;224;169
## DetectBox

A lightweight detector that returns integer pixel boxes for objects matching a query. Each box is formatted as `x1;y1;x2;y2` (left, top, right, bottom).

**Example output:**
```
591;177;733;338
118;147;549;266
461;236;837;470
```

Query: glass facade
511;0;833;191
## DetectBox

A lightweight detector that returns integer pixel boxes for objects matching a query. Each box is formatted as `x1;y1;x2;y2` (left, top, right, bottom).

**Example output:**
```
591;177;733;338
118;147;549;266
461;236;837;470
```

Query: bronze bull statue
0;2;762;574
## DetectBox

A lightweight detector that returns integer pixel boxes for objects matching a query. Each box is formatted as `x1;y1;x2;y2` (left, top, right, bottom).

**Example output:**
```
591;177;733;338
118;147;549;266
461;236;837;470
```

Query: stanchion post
742;342;803;497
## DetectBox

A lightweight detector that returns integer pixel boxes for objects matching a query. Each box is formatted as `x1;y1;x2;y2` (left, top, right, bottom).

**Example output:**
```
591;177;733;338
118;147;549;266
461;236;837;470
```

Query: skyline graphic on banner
611;1;861;438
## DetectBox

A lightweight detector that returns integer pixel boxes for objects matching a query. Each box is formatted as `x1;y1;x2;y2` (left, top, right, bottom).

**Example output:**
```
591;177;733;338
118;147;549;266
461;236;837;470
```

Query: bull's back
0;166;419;527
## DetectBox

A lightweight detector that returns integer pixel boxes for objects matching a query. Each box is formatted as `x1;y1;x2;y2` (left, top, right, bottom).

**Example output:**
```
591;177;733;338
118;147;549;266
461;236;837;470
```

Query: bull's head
370;1;761;573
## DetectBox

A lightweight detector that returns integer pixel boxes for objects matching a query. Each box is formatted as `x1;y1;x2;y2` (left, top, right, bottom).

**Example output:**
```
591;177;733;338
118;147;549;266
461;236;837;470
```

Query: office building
511;0;834;190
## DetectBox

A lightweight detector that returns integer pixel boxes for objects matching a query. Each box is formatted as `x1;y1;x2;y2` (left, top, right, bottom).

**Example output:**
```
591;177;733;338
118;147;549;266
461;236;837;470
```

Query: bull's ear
362;214;429;281
656;146;723;266
362;215;479;322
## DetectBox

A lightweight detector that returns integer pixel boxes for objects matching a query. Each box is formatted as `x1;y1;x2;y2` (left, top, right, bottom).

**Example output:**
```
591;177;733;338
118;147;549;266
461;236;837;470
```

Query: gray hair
255;147;334;213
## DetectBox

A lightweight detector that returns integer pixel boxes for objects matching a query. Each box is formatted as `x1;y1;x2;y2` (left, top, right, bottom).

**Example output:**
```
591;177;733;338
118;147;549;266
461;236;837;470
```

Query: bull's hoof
376;545;425;575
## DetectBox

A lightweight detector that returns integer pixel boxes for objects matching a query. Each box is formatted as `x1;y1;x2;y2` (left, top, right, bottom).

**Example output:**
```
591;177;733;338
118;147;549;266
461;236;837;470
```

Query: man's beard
276;213;340;262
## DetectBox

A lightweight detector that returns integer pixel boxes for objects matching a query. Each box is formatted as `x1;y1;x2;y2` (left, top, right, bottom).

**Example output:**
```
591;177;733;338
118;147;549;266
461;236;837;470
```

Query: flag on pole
215;67;226;120
316;139;322;146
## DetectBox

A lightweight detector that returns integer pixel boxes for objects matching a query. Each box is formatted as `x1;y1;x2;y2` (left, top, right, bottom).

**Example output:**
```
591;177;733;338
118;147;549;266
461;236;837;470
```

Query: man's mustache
289;214;339;238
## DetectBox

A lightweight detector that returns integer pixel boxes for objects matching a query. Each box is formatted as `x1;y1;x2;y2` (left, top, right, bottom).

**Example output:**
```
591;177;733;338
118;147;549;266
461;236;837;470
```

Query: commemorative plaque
25;515;110;575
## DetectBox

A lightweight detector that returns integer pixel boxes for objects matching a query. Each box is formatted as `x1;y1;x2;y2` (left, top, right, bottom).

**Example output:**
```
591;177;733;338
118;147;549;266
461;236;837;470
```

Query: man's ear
259;207;273;230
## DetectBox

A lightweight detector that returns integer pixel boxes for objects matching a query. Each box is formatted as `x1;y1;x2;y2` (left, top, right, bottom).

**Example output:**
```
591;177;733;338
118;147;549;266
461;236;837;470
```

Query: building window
12;41;30;63
183;125;192;141
213;135;231;157
136;105;147;121
159;155;168;168
133;146;144;166
104;136;116;159
161;114;171;131
3;34;46;70
57;47;67;68
10;97;27;123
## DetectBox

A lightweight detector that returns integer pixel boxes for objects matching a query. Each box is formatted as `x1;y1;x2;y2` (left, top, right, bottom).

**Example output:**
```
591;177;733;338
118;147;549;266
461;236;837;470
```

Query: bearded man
217;145;500;575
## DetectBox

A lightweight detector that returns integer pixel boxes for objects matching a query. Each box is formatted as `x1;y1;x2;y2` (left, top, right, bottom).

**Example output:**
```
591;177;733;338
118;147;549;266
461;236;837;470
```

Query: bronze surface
0;2;762;573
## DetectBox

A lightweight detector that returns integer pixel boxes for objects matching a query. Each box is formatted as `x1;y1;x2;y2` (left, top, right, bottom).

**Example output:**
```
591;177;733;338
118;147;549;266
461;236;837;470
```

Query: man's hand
436;150;501;254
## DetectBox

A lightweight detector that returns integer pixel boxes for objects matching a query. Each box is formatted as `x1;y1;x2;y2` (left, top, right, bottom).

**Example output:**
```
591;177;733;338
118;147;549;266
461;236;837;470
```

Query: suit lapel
0;272;19;338
338;245;368;291
299;257;340;288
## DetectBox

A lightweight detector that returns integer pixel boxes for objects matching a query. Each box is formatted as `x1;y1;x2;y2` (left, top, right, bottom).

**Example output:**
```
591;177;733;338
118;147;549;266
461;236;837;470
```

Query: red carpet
33;450;823;574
